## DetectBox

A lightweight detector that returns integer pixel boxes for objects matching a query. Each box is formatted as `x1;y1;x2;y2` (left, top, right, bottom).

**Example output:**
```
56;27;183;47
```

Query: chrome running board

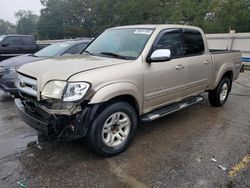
140;96;204;122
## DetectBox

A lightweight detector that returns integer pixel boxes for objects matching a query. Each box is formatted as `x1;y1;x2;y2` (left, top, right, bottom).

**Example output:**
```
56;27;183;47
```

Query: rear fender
211;64;233;90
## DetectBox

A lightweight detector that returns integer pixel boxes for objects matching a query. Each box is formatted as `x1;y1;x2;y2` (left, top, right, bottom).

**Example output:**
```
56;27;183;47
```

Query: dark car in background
0;35;50;62
0;39;92;95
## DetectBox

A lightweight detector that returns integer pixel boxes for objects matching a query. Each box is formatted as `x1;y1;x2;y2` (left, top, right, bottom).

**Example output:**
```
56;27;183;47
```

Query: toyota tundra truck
15;25;242;157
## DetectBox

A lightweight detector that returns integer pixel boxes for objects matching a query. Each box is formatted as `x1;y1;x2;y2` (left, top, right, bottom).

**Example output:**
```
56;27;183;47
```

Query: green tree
164;0;250;33
0;19;16;35
216;0;250;32
37;0;178;38
89;0;177;35
15;10;39;35
40;0;48;6
37;0;250;39
37;0;91;39
170;0;211;26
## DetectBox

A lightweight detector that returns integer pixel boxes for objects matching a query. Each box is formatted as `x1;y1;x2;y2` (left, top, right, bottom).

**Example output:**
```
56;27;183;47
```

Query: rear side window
183;29;204;56
5;37;20;47
21;37;34;46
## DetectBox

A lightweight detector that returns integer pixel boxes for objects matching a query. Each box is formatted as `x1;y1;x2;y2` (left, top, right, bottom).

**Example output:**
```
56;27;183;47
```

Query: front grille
20;92;38;102
16;73;37;97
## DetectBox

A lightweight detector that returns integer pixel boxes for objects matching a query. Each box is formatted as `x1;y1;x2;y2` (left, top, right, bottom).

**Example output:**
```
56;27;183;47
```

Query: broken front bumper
15;99;51;135
15;98;101;138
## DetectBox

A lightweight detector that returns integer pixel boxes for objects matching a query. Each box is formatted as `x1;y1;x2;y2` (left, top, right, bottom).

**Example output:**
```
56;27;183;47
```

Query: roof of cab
110;24;203;32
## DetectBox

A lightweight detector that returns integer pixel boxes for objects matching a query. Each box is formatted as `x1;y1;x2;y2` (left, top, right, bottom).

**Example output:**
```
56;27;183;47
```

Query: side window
154;29;182;58
64;43;87;55
183;29;205;56
5;37;20;47
21;37;34;46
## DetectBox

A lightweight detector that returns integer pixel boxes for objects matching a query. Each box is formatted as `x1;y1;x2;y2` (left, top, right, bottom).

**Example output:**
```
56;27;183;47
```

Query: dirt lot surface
0;72;249;188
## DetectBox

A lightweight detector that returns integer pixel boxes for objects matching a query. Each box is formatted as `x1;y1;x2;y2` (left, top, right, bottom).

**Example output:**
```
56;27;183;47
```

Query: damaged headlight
41;81;90;102
63;82;90;102
42;81;67;99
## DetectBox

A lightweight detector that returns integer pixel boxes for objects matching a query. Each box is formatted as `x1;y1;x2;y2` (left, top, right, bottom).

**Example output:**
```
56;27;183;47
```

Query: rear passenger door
20;36;37;54
181;29;212;97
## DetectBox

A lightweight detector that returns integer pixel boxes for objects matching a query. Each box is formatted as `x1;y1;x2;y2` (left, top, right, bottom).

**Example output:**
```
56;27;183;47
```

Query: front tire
208;77;231;107
87;101;138;157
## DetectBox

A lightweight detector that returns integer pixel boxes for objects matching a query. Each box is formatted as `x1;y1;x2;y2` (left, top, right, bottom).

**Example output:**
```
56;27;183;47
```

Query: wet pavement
0;72;249;188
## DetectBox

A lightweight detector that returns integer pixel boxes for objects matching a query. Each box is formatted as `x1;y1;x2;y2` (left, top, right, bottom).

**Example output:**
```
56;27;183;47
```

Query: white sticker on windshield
59;44;70;47
134;29;153;35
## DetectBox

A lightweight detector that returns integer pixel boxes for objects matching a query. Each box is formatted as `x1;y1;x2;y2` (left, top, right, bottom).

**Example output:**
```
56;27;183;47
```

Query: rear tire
208;77;231;107
87;101;138;157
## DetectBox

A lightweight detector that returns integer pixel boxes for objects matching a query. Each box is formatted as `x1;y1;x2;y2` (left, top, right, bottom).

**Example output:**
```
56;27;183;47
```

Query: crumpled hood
0;54;45;67
18;54;129;90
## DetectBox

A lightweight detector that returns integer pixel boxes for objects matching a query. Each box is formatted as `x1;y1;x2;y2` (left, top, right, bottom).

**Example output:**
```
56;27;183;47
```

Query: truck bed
208;49;242;89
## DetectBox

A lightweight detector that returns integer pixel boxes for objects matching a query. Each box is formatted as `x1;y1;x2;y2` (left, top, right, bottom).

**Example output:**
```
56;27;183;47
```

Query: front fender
89;82;143;114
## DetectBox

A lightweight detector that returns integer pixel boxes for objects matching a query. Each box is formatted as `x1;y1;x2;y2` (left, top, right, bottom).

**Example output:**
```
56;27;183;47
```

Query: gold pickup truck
15;25;242;156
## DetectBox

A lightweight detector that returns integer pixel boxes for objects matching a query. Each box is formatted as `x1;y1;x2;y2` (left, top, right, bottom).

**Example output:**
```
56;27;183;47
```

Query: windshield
85;28;154;60
34;43;71;57
0;35;6;42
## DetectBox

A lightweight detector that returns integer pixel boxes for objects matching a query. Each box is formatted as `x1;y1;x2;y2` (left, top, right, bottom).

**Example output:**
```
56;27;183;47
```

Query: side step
140;96;204;122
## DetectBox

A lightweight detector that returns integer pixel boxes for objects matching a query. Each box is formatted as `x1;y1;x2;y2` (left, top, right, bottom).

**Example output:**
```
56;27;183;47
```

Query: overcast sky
0;0;43;24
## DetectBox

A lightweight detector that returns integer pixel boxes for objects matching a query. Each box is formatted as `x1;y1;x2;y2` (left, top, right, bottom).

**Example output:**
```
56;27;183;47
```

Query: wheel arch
222;70;233;80
89;82;143;115
221;70;234;91
212;69;234;91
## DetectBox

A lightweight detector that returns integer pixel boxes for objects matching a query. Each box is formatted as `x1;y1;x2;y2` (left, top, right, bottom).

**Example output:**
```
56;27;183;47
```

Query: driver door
143;29;187;112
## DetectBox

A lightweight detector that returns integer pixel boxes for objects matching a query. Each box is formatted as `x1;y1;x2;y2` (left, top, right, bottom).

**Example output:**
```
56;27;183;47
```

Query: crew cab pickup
15;25;242;157
0;35;48;61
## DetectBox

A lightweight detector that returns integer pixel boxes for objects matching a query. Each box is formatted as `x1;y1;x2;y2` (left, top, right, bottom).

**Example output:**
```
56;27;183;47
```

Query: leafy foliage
37;0;92;39
10;0;250;39
15;10;39;36
0;20;16;35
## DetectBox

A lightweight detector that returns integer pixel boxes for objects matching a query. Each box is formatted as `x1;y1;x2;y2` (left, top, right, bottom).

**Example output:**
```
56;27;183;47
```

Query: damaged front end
15;94;100;139
15;73;99;140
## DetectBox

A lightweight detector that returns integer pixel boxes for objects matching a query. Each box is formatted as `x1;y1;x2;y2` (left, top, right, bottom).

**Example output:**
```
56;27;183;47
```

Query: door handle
176;65;184;70
204;60;209;65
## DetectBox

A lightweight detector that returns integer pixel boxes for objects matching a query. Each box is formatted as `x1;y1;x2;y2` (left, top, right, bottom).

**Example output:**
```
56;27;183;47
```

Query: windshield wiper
100;52;127;60
83;50;93;55
29;54;37;57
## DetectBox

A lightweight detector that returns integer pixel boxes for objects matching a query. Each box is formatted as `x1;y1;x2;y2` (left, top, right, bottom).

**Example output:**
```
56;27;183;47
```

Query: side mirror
147;49;172;63
1;43;9;47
